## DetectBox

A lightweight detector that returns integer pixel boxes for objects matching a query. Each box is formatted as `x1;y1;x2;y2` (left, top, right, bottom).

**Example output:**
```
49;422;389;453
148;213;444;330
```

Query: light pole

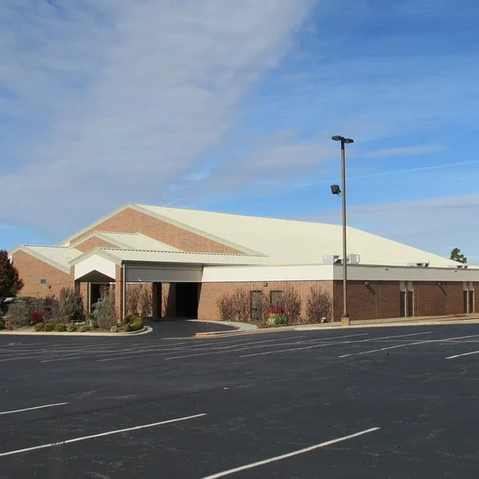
331;135;354;326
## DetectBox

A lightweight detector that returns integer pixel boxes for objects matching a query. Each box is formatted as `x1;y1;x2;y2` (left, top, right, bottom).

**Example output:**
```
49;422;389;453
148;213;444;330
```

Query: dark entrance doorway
175;283;199;318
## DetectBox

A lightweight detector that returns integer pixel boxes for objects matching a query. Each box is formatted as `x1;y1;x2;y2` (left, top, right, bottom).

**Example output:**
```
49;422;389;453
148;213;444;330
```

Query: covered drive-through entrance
72;252;203;320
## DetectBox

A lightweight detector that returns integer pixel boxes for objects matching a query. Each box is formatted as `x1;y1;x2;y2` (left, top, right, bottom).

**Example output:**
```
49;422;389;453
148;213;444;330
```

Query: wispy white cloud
0;0;313;237
310;193;479;263
365;145;445;158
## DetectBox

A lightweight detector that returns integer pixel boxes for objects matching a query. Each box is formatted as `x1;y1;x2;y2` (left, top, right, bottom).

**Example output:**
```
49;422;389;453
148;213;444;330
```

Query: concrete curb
294;318;479;331
0;326;153;337
189;319;258;337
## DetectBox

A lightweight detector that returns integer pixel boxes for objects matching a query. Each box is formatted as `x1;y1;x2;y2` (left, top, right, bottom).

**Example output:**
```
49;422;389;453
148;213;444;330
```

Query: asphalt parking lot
1;323;479;478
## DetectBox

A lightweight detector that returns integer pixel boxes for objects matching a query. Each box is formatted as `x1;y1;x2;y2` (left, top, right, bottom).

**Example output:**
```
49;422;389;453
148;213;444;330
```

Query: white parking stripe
0;413;206;458
446;350;479;360
201;427;381;478
339;333;479;358
240;331;430;358
0;402;68;416
97;337;316;363
163;335;370;361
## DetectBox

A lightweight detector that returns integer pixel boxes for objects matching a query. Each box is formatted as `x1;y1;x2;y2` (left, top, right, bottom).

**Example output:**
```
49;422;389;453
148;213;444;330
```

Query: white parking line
240;331;430;358
446;350;479;360
98;337;314;362
0;413;206;458
201;426;381;478
339;333;479;358
0;402;68;416
163;335;369;361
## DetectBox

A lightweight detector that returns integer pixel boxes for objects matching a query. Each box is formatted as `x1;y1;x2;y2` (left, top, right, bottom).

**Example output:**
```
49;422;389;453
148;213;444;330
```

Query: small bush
110;325;119;333
57;287;84;323
55;323;66;332
306;286;333;323
124;313;141;324
29;309;48;325
44;321;55;332
126;317;144;332
265;305;288;326
231;289;250;322
92;293;117;330
217;295;235;321
6;301;30;328
282;285;302;323
66;323;77;332
34;322;44;332
78;325;90;332
0;318;5;330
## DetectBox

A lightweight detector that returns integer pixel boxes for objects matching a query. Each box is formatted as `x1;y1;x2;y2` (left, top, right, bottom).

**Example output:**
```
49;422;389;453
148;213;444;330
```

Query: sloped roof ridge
98;247;266;257
132;202;338;226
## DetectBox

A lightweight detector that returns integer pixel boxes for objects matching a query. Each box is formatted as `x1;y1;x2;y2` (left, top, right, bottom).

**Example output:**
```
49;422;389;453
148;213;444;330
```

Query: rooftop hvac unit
348;254;360;264
407;262;430;268
323;254;340;264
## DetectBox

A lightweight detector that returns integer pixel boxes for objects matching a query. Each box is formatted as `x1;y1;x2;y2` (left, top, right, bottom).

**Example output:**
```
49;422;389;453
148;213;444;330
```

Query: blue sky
1;0;479;262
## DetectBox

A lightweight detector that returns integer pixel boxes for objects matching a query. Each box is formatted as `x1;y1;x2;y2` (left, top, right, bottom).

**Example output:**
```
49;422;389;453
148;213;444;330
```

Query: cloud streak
0;0;313;237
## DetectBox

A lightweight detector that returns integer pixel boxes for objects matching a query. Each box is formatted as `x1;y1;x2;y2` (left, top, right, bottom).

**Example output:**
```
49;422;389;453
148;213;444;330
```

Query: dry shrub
306;286;332;323
217;295;235;321
126;284;153;317
56;287;84;323
281;284;302;323
231;289;250;322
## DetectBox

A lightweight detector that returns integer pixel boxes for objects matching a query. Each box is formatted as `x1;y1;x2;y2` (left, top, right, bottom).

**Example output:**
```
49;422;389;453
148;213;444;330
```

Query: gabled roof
58;202;461;268
71;231;181;252
70;248;269;267
10;245;82;273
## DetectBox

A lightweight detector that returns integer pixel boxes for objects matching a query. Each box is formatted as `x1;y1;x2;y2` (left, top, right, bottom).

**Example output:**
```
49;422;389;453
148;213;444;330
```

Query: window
270;290;283;307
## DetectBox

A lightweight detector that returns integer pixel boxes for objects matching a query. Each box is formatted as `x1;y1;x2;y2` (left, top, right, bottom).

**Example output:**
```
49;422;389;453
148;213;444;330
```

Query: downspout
122;262;127;320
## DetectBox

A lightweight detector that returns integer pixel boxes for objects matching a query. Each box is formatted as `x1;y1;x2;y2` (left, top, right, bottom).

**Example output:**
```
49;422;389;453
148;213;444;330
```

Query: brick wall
74;237;118;252
444;282;464;315
333;281;401;321
414;282;450;317
68;207;243;254
198;280;333;321
12;251;72;298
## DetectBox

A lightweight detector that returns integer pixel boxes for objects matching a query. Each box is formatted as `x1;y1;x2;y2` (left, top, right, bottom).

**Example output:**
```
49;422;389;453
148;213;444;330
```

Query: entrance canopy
70;247;268;283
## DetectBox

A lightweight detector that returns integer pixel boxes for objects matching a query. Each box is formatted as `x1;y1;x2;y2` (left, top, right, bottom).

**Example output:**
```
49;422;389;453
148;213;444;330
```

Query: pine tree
450;248;467;264
0;250;24;298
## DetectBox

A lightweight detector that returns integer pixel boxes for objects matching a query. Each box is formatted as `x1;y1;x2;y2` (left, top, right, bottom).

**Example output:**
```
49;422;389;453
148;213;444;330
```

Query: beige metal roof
11;246;82;273
133;203;459;267
74;248;270;266
94;232;181;251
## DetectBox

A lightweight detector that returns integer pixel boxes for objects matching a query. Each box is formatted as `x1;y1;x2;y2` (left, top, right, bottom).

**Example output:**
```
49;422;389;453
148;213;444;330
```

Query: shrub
55;323;66;332
66;323;77;332
0;317;4;330
57;288;84;323
34;322;44;332
281;285;302;323
44;321;55;332
265;305;288;326
124;313;141;324
78;325;90;332
29;309;48;326
306;286;333;323
93;293;117;330
217;295;235;321
6;301;30;328
231;289;250;322
126;317;144;332
110;325;119;333
251;291;268;323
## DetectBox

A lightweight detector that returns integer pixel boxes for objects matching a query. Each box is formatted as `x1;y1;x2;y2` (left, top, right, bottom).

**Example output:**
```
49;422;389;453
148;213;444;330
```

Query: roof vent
407;262;430;268
323;255;341;264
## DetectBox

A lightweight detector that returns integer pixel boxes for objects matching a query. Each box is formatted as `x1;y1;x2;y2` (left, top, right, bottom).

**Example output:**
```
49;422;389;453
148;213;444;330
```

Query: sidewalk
295;314;479;331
